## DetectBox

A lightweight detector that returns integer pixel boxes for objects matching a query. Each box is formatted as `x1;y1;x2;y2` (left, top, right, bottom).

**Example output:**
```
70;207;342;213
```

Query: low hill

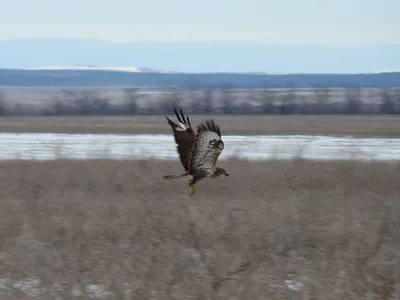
1;68;400;89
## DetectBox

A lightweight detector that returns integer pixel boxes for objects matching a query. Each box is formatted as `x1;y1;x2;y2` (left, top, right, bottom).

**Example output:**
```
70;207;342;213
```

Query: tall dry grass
0;158;399;299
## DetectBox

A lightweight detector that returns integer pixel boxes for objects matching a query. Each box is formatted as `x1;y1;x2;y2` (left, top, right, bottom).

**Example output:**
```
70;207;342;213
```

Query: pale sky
0;0;398;44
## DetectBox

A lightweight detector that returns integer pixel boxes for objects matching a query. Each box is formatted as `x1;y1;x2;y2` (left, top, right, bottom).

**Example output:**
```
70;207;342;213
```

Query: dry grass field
0;158;399;299
0;115;399;136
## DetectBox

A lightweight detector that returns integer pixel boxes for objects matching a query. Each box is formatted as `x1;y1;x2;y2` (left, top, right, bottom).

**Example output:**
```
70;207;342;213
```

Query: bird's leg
189;177;199;196
190;184;197;196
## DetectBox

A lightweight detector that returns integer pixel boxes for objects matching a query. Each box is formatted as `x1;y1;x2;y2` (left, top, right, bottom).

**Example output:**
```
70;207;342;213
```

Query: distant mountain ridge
1;68;400;89
10;65;400;75
1;38;399;74
1;38;399;88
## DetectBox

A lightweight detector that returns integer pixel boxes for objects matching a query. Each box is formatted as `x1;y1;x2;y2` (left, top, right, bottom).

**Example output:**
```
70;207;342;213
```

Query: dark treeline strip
0;86;400;116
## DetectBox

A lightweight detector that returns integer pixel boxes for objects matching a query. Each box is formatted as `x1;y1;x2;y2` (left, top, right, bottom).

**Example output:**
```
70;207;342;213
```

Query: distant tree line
0;86;400;116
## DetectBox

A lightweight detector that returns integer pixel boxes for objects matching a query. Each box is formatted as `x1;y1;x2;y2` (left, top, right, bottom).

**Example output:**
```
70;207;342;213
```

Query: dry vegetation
0;115;399;136
0;158;399;299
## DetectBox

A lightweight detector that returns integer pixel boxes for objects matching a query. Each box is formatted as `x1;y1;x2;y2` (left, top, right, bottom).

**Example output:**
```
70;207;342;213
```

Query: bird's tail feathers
162;173;190;180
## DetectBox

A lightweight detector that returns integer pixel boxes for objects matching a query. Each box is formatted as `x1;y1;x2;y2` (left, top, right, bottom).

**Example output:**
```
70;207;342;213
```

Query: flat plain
0;115;399;136
0;158;399;299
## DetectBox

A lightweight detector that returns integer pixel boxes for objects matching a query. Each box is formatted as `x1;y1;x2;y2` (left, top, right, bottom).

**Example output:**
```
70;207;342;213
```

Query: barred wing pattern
189;120;224;175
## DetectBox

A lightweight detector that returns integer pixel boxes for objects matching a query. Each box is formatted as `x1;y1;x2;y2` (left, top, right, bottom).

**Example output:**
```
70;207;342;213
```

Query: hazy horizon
1;0;398;44
0;0;398;73
1;39;399;73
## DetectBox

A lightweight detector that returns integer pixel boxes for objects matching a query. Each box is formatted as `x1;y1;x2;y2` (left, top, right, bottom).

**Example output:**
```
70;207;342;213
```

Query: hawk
163;108;230;196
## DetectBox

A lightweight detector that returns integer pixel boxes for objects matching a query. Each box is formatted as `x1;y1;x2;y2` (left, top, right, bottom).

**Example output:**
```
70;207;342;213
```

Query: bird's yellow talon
190;185;197;196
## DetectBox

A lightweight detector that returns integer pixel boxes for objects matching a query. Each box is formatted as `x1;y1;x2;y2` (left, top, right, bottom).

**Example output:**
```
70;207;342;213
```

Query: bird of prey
163;108;230;196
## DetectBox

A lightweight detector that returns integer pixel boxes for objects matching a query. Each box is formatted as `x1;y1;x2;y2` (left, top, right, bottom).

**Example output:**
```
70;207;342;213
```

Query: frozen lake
1;133;400;161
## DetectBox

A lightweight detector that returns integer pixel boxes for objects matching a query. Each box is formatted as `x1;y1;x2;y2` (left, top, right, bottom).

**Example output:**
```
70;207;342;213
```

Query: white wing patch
176;122;189;131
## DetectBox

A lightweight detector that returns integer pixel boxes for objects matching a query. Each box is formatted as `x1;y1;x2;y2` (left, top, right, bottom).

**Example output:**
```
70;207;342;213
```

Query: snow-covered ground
0;133;399;161
19;66;143;72
0;273;306;298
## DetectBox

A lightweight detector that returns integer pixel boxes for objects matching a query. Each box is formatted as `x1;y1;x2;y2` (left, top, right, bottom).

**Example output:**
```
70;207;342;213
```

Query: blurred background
0;1;399;299
0;0;399;117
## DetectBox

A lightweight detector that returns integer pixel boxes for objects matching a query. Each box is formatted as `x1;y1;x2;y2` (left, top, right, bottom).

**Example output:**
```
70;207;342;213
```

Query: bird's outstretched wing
165;108;196;171
189;120;224;173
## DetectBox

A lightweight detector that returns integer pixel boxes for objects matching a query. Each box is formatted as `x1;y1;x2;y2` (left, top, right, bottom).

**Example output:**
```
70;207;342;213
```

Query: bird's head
214;167;230;177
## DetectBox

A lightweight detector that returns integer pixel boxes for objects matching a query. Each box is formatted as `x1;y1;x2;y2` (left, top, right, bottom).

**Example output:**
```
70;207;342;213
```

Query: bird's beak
225;172;230;177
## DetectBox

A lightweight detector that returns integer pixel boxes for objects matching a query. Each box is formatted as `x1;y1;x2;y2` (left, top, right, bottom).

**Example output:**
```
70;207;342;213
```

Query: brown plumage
163;108;230;196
